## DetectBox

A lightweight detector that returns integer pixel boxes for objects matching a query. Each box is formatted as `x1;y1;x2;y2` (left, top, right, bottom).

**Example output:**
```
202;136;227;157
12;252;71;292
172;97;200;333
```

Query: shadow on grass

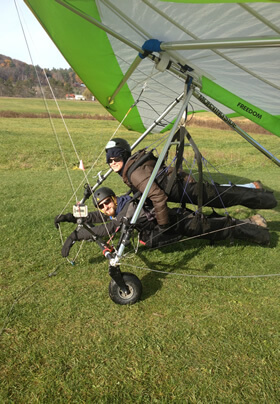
138;243;215;302
135;223;278;301
88;255;107;266
267;229;279;248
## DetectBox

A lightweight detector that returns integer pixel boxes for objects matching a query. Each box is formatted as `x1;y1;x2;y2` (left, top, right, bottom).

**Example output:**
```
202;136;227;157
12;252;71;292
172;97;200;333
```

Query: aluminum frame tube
55;0;143;54
112;88;193;264
55;0;200;85
193;90;280;167
161;36;280;51
108;55;143;105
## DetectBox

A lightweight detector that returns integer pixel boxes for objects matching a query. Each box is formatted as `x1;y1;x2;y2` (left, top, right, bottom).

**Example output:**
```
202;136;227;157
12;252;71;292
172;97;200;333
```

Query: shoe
249;214;267;228
253;181;263;189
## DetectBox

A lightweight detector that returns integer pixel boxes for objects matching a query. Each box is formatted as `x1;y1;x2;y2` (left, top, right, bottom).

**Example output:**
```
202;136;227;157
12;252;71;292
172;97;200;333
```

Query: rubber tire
109;272;142;305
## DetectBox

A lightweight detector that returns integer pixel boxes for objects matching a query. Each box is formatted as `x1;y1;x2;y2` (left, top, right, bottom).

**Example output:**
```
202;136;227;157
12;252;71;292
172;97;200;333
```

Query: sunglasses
109;157;122;163
98;198;112;209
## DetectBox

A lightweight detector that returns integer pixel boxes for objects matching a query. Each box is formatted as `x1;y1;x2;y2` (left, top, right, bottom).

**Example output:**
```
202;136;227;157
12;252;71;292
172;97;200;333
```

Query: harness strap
126;148;158;187
165;126;185;196
185;129;203;212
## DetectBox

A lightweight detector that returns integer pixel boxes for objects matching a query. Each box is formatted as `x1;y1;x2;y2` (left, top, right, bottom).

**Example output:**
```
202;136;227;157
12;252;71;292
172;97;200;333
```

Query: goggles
109;157;122;163
98;197;112;210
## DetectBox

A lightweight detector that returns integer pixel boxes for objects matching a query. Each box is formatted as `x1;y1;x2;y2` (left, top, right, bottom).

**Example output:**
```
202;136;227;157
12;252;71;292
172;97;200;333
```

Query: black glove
83;183;92;200
61;231;78;257
54;213;76;229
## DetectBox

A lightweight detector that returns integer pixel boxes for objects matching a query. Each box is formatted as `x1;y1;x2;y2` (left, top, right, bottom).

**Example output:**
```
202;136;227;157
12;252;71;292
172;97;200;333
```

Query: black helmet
105;138;131;153
93;187;115;207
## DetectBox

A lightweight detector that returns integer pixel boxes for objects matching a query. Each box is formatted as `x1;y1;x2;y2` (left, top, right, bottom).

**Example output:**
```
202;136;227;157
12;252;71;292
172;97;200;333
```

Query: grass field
0;97;279;403
0;97;111;118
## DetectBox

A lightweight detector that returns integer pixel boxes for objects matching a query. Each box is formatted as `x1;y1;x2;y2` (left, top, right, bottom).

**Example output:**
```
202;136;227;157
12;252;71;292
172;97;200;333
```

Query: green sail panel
201;77;280;137
23;0;280;138
24;0;146;133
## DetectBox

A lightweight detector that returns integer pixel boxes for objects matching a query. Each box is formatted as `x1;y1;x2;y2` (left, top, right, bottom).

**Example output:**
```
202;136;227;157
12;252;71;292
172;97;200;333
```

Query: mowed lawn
0;97;279;403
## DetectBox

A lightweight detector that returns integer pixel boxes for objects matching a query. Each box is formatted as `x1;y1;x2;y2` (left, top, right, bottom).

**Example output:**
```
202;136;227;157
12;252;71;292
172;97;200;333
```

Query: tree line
0;54;89;99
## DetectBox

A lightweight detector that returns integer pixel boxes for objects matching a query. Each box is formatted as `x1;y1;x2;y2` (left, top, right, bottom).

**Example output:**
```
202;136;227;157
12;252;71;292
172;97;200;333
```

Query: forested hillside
0;54;86;99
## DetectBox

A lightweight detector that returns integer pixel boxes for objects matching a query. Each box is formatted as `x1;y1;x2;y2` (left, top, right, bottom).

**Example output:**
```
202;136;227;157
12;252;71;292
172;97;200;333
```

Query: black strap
165;126;185;195
185;129;203;212
126;149;157;186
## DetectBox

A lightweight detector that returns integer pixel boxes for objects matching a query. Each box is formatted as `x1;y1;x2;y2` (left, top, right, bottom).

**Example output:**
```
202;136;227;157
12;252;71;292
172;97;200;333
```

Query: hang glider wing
23;0;280;136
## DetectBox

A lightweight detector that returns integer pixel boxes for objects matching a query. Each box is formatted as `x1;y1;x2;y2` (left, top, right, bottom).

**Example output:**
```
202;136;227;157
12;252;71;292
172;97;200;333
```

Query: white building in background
74;94;86;101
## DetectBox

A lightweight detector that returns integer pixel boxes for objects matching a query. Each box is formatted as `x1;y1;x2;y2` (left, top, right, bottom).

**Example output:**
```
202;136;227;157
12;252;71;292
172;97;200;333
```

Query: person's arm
86;210;109;224
60;215;118;257
54;210;108;228
130;164;169;226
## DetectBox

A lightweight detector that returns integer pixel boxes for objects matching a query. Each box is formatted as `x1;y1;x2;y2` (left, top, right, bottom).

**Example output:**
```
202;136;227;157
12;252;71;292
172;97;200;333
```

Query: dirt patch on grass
187;116;273;135
0;110;273;134
0;110;115;120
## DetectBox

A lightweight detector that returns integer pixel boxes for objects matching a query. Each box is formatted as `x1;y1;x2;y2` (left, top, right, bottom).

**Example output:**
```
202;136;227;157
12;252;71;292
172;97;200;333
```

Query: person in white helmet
105;138;277;228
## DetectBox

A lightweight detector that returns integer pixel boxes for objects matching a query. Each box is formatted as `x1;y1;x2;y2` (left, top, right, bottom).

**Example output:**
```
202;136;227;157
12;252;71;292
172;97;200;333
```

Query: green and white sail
23;0;280;136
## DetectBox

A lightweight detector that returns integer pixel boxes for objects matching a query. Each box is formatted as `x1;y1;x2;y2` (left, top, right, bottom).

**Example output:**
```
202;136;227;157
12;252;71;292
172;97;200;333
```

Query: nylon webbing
165;126;185;196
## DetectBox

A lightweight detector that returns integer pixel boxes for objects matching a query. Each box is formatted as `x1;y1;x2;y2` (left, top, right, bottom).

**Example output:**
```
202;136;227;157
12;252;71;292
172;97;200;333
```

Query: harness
124;139;187;202
125;148;158;188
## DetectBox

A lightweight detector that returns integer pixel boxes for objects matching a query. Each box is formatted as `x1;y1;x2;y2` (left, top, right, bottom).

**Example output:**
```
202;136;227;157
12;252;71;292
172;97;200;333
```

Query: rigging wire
14;0;81;201
122;263;280;279
0;264;64;339
56;99;138;263
15;0;140;256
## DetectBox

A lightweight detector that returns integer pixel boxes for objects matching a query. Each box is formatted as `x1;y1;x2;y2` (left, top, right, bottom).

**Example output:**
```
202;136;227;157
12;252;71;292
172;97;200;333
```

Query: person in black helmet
105;138;277;228
55;186;270;257
54;186;145;257
105;138;131;176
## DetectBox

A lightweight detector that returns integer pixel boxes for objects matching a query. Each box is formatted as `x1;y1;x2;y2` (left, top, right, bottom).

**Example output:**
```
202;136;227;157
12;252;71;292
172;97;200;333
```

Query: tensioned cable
16;0;148;254
14;0;84;201
57;106;131;217
15;0;131;210
121;263;280;279
14;0;110;255
57;101;139;262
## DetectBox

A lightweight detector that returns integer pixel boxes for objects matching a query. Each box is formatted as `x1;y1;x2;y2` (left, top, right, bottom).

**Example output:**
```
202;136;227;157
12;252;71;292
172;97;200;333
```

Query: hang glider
23;0;280;304
23;0;280;138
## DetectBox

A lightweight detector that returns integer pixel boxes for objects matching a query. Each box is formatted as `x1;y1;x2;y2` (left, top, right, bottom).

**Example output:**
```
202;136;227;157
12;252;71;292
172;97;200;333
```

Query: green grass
0;96;111;117
0;98;280;403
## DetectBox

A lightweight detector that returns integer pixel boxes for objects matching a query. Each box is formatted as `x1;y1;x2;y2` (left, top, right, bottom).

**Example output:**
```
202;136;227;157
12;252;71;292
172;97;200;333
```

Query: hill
0;54;84;99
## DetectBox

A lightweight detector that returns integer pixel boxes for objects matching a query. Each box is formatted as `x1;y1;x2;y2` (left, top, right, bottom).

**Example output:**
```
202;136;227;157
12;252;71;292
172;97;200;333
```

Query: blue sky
0;0;70;69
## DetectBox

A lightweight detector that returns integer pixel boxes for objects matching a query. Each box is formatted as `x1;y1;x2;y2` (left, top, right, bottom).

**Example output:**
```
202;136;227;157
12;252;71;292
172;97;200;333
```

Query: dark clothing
121;151;277;226
115;195;132;215
58;197;149;245
139;209;270;248
122;152;169;225
76;199;141;239
58;198;270;257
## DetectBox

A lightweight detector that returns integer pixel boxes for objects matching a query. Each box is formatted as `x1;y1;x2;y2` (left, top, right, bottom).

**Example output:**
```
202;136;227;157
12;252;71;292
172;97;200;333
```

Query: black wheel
109;272;142;305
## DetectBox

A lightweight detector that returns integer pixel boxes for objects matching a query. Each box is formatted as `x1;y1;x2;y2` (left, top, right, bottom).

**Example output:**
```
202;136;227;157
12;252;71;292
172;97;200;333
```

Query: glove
61;231;78;257
54;213;76;229
83;183;92;200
